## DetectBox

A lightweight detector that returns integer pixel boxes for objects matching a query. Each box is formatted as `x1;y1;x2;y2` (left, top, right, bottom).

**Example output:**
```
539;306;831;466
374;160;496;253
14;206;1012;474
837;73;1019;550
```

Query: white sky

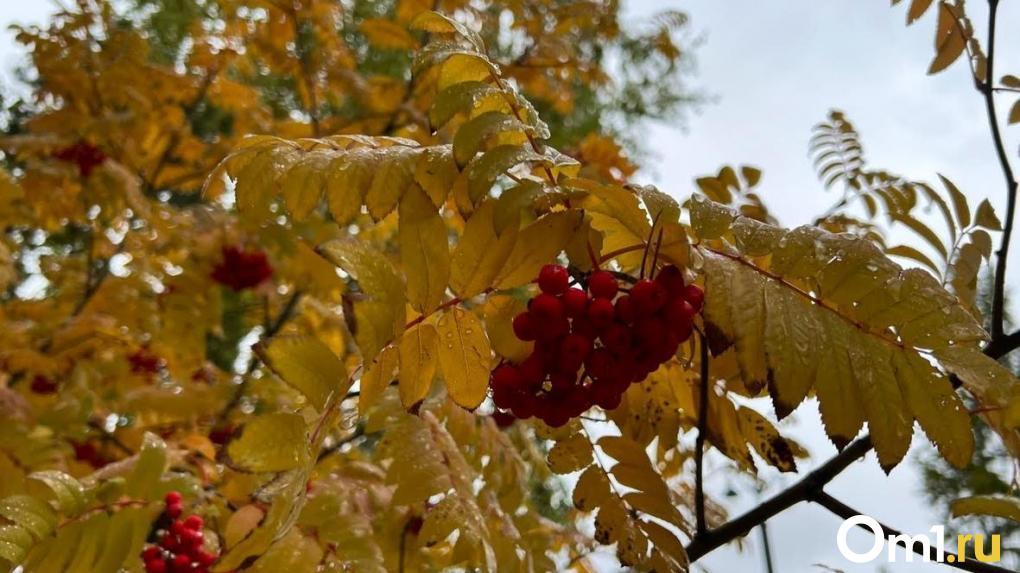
2;1;1018;572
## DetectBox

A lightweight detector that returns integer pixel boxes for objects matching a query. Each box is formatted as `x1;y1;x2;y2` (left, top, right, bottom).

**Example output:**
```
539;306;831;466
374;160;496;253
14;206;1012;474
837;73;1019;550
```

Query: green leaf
125;433;167;500
226;413;310;473
28;471;86;515
0;495;56;541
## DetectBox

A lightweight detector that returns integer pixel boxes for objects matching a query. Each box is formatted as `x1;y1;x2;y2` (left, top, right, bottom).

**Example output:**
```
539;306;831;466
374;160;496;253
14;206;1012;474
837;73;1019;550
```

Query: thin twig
694;333;710;537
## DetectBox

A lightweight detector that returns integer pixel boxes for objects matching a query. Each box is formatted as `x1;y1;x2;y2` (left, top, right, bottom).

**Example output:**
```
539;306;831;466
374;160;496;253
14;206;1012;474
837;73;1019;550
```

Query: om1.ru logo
837;515;1001;564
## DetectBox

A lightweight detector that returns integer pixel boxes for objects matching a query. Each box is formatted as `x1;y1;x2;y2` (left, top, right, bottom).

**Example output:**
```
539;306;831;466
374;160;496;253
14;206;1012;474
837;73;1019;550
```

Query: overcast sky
2;1;1018;572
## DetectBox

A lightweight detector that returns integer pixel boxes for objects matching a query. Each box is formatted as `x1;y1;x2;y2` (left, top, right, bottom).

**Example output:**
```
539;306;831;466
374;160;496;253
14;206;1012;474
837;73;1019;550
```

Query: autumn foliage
0;0;1019;572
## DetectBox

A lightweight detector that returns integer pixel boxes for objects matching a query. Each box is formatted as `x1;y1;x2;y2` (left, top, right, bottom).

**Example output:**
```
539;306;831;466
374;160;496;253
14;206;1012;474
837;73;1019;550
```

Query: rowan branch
685;436;873;561
812;491;1013;573
983;0;1018;341
694;333;710;536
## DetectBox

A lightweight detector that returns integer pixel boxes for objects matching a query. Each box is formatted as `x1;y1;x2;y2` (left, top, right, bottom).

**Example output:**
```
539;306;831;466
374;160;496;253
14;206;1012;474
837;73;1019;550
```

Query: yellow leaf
451;199;518;298
974;198;1002;230
366;147;417;221
398;323;440;409
225;413;310;473
951;495;1020;523
466;144;544;203
359;345;399;414
317;239;406;362
398;185;450;312
483;295;532;363
258;335;350;411
493;210;583;289
360;19;418;50
547;433;593;474
572;466;611;512
737;407;797;472
928;3;966;75
435;307;491;409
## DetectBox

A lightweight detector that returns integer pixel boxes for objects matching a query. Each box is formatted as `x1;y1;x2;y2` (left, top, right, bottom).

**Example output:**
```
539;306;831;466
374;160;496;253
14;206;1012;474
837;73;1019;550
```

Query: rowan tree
0;1;1018;572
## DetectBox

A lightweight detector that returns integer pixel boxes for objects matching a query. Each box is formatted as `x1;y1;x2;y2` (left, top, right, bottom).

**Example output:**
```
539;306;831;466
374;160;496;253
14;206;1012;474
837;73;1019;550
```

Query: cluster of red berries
54;141;107;178
129;347;163;375
142;492;217;573
30;375;58;394
490;263;703;427
211;245;273;292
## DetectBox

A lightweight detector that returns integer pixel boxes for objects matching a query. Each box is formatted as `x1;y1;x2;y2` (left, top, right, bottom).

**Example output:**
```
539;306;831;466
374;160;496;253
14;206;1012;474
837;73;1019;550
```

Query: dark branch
686;436;873;561
984;0;1018;341
813;491;1013;573
694;334;710;536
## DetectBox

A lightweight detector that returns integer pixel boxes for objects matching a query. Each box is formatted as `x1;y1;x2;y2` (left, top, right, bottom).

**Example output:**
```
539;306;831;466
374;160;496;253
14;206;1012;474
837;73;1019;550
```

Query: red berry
171;554;192;573
550;371;576;392
145;558;167;573
165;491;183;506
530;293;564;322
585;348;614;380
673;317;694;342
195;550;217;566
30;375;58;394
588;270;618;299
512;312;537;341
182;528;204;547
143;546;162;562
538;264;570;295
518;353;547;388
587;298;615;329
211;245;273;292
491;364;522;393
167;502;182;519
543;405;571;428
512;394;538;419
492;410;516;428
614;295;636;324
666;298;697;325
559;334;592;368
682;284;705;311
599;323;632;355
491;384;517;410
592;384;623;410
171;520;187;536
630;279;667;315
535;315;570;341
570;316;596;339
561;288;588;318
655;264;685;295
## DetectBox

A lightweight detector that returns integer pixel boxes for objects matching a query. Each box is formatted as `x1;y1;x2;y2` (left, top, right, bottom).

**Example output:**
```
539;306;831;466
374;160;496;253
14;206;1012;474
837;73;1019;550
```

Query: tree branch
813;491;1013;573
983;0;1018;341
694;333;710;536
685;436;873;561
217;290;304;422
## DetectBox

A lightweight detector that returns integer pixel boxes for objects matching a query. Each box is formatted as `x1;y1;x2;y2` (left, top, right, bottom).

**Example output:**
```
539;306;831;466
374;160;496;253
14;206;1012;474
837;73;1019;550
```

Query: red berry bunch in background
490;263;703;427
29;375;58;394
54;141;107;178
129;347;163;376
210;245;273;292
142;491;217;573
